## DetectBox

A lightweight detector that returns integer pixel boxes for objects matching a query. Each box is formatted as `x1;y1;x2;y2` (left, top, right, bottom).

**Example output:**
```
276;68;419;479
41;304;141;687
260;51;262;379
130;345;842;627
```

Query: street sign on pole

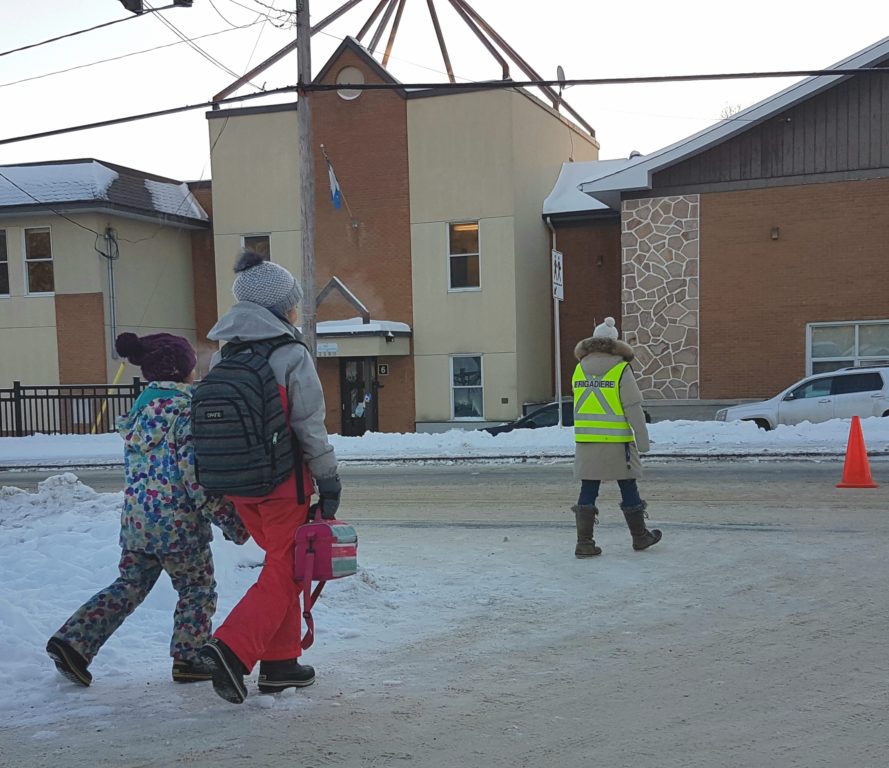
551;249;564;301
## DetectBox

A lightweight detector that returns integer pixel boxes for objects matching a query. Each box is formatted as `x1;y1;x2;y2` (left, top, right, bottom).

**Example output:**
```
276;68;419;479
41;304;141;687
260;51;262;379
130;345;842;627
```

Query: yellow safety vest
572;361;634;443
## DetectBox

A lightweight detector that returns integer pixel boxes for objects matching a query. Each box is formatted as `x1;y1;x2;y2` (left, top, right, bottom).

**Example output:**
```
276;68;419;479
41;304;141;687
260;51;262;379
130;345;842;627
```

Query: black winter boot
199;638;248;704
257;659;316;693
172;657;214;683
46;637;92;687
621;501;662;551
571;504;602;558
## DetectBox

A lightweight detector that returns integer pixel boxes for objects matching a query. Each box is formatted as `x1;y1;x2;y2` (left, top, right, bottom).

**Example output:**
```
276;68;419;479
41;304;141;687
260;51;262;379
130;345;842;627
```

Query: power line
0;20;267;92
0;3;187;59
2;67;888;149
145;2;242;81
0;170;103;238
228;0;295;29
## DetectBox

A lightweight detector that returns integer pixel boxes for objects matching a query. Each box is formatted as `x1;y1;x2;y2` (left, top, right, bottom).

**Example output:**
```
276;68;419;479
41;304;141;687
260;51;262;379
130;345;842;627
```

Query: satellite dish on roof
629;150;642;159
555;65;566;109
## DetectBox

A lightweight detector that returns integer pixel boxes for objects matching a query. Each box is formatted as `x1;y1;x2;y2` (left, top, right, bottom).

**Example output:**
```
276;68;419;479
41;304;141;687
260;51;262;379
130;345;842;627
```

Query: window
242;234;271;260
808;321;889;373
0;230;8;295
24;227;54;294
448;222;479;290
786;378;832;400
832;372;883;395
451;355;483;419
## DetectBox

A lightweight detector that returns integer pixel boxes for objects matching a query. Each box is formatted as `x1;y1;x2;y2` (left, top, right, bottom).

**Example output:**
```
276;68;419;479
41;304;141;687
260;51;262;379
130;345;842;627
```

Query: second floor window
0;230;8;296
242;234;271;260
448;222;479;290
25;227;54;294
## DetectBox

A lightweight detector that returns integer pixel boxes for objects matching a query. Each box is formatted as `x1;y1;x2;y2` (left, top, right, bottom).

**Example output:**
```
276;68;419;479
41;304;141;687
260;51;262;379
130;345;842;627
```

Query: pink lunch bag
293;517;358;649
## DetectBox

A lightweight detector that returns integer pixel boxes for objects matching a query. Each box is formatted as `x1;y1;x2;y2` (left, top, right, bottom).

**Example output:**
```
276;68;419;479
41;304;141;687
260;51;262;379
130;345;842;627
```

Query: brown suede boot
620;501;662;551
571;504;602;557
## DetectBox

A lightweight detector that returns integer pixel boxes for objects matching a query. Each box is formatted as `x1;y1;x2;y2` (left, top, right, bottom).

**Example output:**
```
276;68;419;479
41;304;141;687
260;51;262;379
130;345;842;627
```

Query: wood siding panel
651;72;889;190
55;293;106;384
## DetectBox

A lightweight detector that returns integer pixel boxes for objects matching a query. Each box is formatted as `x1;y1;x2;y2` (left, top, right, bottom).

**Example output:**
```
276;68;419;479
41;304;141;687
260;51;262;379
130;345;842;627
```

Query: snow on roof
144;179;206;220
543;159;634;215
572;35;889;207
0;159;208;223
316;317;411;335
0;161;118;207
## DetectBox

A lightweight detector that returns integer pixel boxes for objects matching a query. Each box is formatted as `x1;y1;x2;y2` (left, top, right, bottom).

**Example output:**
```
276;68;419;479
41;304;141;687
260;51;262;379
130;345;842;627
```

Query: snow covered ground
1;416;887;468
2;422;888;766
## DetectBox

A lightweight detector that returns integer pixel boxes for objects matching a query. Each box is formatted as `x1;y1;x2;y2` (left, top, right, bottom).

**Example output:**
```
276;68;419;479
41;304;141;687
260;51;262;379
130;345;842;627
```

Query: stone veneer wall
621;195;700;399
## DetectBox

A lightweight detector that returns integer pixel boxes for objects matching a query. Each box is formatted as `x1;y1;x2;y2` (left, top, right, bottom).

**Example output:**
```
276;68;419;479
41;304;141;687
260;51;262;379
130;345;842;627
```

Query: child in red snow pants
214;468;312;670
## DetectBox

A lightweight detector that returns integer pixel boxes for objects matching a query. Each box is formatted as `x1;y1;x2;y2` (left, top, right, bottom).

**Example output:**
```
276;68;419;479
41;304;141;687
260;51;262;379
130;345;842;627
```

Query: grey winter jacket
572;337;650;482
207;301;338;481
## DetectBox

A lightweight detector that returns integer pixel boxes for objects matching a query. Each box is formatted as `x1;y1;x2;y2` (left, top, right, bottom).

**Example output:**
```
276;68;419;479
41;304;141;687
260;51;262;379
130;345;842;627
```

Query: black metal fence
0;379;144;437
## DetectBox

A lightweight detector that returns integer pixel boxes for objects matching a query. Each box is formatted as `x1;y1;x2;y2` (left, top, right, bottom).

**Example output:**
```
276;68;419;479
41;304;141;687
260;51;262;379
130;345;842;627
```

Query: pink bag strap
299;533;327;650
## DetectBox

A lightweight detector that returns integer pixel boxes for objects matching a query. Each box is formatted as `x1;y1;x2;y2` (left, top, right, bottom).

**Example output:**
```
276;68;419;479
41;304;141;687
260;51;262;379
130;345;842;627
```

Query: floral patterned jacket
117;381;249;554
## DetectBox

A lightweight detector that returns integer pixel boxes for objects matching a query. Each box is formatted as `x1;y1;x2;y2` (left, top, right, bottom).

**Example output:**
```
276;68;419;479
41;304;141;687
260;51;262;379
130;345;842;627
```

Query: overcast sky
2;1;889;181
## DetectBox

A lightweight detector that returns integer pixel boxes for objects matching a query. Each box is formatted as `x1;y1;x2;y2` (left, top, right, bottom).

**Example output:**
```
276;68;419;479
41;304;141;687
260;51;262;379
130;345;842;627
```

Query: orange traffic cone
836;416;879;488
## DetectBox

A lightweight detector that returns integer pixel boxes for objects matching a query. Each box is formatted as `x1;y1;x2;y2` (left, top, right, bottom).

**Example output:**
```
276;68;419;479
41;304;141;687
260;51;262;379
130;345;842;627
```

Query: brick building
207;37;598;434
545;36;889;418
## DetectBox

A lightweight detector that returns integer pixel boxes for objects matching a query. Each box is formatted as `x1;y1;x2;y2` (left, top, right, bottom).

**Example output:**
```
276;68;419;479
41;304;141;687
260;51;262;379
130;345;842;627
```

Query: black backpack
192;335;305;500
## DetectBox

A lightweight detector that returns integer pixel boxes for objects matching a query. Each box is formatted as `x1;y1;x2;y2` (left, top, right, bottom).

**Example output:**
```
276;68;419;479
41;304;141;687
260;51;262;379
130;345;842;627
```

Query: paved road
0;458;846;494
3;458;884;528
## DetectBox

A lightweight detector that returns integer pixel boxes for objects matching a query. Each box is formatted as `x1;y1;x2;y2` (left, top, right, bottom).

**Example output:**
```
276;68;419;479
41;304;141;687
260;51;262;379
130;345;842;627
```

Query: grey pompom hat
231;250;303;315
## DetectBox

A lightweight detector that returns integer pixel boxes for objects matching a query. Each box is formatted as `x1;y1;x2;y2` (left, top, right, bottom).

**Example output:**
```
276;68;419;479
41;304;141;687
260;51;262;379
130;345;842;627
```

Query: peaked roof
566;35;889;210
0;159;208;227
314;36;407;97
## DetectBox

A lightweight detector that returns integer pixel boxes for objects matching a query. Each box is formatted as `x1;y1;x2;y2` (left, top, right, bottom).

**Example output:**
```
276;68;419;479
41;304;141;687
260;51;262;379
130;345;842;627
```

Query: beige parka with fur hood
572;336;650;481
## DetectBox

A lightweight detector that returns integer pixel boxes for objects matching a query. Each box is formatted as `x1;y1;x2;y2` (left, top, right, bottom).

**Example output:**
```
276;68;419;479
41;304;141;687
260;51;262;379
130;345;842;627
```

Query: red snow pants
213;467;312;671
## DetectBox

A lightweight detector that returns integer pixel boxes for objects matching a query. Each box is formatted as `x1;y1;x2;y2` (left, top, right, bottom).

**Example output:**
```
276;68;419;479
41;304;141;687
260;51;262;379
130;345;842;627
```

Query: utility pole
296;0;317;360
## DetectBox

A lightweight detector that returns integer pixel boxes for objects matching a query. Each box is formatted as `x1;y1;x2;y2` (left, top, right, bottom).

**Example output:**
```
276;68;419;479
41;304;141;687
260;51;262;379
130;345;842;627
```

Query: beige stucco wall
208;108;303;318
104;216;200;381
0;213;199;386
408;89;598;424
1;218;60;386
510;93;599;410
408;89;518;423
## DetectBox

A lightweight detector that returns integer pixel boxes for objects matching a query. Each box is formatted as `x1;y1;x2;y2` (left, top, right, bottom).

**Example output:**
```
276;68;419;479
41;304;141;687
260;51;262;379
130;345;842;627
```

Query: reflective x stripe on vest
573;361;634;443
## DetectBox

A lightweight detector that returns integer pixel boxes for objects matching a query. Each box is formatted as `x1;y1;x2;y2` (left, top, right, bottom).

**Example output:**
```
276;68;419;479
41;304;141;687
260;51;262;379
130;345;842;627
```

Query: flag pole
320;143;358;227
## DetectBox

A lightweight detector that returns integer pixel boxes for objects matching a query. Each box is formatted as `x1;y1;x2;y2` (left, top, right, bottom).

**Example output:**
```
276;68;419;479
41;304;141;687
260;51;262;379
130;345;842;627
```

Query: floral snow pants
53;547;217;665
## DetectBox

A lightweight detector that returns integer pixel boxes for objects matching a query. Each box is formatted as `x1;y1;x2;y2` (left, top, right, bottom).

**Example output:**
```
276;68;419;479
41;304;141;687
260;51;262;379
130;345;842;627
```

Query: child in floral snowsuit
47;332;249;687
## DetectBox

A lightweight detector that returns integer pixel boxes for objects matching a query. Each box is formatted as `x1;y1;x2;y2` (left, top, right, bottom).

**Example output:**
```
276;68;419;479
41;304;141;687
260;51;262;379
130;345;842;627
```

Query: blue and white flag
327;159;342;210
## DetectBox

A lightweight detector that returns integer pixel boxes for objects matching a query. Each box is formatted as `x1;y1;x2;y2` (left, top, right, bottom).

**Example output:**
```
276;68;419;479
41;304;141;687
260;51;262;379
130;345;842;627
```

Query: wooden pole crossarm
213;0;367;103
312;0;367;35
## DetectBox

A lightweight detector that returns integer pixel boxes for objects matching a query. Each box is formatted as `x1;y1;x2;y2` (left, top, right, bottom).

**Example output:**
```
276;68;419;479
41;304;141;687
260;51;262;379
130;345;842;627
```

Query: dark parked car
481;399;652;436
482;400;574;435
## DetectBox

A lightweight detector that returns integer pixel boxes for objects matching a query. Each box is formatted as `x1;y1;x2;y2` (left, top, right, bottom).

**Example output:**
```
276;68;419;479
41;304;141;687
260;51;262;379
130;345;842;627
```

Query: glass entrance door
340;358;377;436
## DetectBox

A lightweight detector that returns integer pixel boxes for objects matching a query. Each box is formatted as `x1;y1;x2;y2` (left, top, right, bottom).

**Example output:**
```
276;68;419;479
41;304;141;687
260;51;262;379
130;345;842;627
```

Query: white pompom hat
593;316;619;340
